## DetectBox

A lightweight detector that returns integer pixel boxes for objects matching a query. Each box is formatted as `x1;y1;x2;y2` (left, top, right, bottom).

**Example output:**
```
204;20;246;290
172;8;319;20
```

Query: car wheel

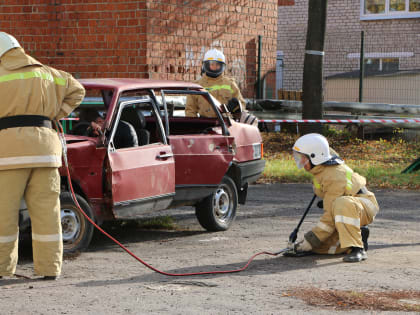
195;176;238;231
60;192;94;254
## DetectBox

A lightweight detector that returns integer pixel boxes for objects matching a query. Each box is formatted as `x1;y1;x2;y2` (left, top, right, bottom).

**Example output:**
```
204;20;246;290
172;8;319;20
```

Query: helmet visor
203;60;225;78
293;151;308;169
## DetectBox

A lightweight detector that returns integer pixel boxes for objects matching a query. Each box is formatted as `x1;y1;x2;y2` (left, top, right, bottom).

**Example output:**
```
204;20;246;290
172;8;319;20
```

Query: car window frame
107;98;166;152
159;89;230;137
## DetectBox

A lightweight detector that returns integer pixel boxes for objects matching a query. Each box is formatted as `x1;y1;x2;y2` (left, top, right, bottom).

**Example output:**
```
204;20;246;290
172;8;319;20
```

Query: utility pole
301;0;328;134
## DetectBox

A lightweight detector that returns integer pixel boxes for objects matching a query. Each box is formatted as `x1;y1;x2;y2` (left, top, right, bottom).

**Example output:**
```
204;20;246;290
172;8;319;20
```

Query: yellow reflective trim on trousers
313;178;321;189
205;84;233;92
0;71;66;86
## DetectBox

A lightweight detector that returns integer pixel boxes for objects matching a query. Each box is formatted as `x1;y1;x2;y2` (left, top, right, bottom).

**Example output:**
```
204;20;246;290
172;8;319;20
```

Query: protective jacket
185;74;245;118
304;163;379;254
0;48;85;170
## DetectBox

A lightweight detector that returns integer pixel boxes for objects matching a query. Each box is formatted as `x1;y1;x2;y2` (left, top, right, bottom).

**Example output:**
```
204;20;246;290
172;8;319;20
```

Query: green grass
260;132;420;190
263;157;312;183
349;161;420;190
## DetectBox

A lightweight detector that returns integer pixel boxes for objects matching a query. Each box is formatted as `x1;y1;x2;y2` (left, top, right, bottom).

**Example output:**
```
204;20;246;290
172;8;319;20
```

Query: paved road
2;183;420;314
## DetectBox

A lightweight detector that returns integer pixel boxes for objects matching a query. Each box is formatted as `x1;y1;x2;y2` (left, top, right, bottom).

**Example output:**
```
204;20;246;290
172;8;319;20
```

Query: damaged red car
19;78;265;253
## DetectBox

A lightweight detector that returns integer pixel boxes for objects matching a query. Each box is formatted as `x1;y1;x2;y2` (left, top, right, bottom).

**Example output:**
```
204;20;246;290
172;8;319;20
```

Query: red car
19;78;265;253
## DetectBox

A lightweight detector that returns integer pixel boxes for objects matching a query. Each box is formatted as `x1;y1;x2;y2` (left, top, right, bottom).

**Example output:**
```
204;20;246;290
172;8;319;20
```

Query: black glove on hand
317;200;323;209
226;97;241;114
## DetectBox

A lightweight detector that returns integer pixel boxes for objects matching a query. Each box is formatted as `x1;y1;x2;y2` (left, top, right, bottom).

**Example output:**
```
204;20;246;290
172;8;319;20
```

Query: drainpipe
257;35;262;99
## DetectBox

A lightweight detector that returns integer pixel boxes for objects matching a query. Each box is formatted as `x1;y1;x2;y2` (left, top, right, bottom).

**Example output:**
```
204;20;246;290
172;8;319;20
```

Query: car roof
78;78;203;91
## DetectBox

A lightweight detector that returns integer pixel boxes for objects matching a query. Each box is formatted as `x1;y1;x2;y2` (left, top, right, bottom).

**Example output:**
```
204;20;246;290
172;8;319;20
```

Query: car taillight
261;143;264;159
252;143;262;159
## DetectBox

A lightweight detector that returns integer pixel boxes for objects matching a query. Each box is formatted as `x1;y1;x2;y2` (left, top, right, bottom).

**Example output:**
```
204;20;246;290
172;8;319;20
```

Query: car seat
120;107;150;146
114;120;138;149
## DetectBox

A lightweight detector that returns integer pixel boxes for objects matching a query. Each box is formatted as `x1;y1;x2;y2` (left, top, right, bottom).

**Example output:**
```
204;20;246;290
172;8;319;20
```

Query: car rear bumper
237;159;266;187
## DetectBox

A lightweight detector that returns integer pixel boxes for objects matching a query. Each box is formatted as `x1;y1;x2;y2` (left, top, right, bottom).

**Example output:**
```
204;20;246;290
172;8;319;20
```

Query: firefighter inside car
185;49;257;126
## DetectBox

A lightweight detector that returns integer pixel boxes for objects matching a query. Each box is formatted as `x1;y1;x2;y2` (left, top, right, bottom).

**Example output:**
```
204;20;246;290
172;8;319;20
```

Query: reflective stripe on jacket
185;74;245;118
0;48;85;170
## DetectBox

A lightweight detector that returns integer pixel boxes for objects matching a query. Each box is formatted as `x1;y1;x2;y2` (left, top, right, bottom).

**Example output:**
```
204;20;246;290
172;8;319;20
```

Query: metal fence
324;30;420;105
267;29;420;106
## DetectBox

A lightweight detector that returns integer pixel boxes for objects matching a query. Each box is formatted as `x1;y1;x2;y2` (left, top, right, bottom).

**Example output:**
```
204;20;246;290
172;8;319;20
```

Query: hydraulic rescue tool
285;194;317;254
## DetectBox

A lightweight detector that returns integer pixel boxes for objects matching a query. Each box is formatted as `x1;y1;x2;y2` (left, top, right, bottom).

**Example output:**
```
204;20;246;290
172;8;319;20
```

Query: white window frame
347;51;413;69
360;0;420;20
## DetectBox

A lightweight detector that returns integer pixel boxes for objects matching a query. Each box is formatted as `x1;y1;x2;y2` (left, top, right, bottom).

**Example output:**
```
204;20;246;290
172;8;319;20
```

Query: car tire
195;176;238;231
60;192;95;254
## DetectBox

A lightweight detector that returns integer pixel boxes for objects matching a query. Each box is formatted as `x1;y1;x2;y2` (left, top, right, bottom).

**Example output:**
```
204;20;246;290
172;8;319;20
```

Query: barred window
361;0;420;19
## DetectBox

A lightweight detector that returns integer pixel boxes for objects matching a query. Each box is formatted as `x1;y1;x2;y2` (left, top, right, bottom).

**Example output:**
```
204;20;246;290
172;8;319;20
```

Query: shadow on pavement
74;254;343;287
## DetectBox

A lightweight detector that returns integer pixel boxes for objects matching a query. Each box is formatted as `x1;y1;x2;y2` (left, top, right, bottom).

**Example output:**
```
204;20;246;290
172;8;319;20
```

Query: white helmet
292;133;332;168
202;49;226;78
0;32;21;58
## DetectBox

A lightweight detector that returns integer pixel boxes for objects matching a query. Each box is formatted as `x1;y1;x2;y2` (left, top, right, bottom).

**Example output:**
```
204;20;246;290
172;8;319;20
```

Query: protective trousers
0;167;62;276
312;192;379;255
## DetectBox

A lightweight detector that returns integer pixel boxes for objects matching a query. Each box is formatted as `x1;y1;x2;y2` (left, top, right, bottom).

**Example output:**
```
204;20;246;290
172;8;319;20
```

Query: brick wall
0;0;278;98
145;0;278;98
277;0;420;91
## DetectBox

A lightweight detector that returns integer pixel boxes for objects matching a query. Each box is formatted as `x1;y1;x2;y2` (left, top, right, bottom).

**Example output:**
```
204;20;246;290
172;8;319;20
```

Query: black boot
42;276;58;281
343;247;367;262
361;226;370;251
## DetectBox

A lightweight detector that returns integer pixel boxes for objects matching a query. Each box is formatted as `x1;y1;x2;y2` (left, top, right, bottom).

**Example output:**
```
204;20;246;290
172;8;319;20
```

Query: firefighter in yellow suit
288;133;379;262
0;32;85;279
185;49;246;118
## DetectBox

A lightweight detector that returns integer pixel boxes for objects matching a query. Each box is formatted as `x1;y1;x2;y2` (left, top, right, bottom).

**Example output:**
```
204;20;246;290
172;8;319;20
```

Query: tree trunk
301;0;328;134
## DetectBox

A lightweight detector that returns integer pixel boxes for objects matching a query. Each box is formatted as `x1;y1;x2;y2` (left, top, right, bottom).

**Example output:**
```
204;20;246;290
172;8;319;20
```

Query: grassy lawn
260;130;420;190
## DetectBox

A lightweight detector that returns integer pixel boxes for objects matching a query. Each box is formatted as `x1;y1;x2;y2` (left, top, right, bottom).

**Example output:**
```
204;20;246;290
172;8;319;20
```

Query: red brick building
0;0;278;98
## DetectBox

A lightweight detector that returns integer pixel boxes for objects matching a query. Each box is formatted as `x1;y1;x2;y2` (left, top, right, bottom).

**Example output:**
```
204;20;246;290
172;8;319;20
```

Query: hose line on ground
57;122;286;277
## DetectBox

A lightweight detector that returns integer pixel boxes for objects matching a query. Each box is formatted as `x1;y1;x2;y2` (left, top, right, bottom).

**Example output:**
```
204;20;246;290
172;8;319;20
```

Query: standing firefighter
0;32;85;280
185;49;256;125
288;133;379;262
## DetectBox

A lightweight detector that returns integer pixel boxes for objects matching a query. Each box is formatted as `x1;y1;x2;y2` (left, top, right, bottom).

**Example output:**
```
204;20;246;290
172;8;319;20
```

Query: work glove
226;97;242;114
317;200;323;209
283;238;313;257
295;238;312;252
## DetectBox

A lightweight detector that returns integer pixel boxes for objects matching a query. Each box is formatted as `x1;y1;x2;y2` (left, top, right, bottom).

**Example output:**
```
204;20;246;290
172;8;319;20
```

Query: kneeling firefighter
0;32;85;279
287;133;379;262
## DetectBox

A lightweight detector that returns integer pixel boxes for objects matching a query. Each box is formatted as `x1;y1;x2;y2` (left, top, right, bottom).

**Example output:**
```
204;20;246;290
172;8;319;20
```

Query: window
111;101;159;150
365;57;399;72
361;0;420;19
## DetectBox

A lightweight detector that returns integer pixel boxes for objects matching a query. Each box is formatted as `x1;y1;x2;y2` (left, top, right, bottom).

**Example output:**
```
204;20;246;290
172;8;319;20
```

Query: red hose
59;124;283;276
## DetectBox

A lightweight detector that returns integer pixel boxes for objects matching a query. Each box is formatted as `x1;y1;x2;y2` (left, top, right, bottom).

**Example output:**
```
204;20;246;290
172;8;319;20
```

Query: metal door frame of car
107;98;167;151
106;98;176;219
157;90;230;140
